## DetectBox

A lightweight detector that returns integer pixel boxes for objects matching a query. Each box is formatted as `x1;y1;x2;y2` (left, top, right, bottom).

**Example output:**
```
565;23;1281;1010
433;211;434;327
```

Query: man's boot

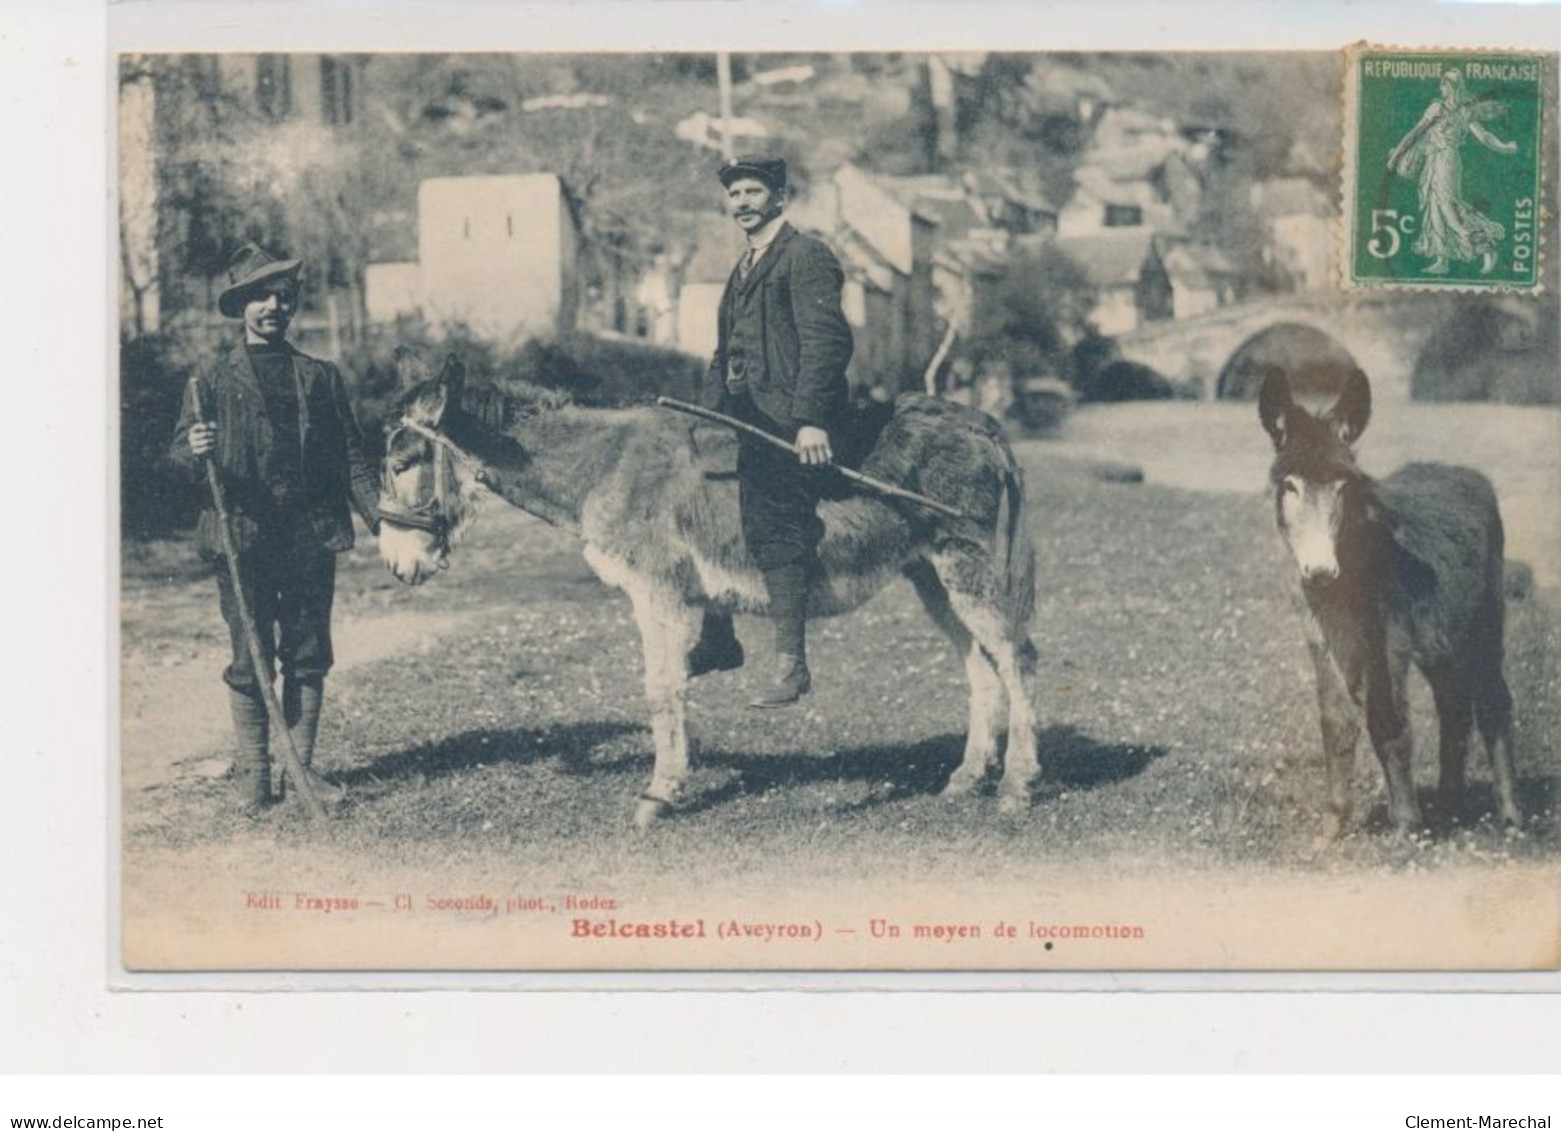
749;563;812;709
686;608;745;677
227;686;273;816
280;675;344;805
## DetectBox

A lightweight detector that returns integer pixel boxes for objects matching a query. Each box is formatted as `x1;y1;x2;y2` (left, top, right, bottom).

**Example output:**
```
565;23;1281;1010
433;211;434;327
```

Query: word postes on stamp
1345;47;1548;292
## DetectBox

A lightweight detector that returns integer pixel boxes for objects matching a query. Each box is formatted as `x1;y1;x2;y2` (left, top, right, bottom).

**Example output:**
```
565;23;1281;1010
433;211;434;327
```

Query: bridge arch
1114;294;1446;403
1216;322;1361;400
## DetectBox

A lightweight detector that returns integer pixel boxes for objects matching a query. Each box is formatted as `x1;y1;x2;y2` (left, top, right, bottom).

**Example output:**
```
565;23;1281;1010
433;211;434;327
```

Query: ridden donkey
378;356;1040;826
1258;366;1521;837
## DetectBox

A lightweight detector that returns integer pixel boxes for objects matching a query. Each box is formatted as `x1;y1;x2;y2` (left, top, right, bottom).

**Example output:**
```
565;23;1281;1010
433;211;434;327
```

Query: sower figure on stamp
170;243;381;815
1386;68;1518;276
689;154;855;708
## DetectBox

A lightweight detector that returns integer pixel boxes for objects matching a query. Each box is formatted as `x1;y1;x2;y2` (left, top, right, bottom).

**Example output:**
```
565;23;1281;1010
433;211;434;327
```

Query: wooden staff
655;396;965;519
188;378;329;823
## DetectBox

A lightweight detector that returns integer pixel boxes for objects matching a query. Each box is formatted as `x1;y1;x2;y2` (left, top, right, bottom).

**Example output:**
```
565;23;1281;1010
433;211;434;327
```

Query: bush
1410;300;1560;404
550;332;705;406
120;334;207;539
1012;377;1076;433
335;317;706;449
1079;360;1176;403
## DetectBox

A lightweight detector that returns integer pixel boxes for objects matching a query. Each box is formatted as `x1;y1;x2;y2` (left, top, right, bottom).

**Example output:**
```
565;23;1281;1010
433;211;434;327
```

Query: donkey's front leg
584;547;702;828
590;574;696;829
1365;654;1421;833
1309;640;1360;840
627;585;701;829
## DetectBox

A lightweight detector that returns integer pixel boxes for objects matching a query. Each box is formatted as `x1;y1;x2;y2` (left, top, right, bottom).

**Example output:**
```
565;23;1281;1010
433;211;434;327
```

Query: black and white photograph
114;41;1561;972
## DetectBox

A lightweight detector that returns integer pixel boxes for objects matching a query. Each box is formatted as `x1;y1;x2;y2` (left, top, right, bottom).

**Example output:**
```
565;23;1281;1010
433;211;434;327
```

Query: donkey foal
1258;367;1521;838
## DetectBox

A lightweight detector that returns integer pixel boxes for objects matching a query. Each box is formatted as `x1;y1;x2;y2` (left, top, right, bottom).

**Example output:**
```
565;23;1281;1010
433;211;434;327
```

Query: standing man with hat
695;154;854;708
170;242;381;815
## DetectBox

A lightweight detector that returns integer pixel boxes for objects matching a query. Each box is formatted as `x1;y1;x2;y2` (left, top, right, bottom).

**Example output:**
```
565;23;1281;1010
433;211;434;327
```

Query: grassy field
1051;401;1561;587
117;403;1561;971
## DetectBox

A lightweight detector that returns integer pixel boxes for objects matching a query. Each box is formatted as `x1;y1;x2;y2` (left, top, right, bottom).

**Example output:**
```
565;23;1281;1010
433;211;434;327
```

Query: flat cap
718;154;788;192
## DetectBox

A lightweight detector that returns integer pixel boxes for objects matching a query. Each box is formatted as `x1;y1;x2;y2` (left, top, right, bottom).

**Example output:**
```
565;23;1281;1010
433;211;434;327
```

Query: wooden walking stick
655;396;966;519
187;378;329;823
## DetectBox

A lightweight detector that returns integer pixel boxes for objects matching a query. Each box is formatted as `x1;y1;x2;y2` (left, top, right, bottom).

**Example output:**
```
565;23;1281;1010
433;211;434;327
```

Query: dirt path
120;607;480;792
119;505;552;794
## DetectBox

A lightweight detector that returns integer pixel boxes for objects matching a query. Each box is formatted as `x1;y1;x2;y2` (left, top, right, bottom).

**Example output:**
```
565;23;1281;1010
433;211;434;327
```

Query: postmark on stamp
1344;46;1548;292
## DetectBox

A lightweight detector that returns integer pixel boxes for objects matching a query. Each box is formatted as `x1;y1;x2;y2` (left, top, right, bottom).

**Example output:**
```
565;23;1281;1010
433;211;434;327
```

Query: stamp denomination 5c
1345;47;1548;292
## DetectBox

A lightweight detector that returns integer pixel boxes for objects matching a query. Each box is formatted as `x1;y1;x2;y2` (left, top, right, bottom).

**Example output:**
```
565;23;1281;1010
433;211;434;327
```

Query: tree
118;57;160;338
976;243;1097;373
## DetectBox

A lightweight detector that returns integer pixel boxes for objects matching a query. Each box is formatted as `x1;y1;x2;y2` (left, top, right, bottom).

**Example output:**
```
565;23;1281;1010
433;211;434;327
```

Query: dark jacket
170;337;380;559
702;222;854;431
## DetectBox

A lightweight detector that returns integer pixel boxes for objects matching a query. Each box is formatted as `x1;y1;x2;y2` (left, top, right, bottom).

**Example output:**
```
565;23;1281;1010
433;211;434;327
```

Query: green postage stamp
1345;46;1548;292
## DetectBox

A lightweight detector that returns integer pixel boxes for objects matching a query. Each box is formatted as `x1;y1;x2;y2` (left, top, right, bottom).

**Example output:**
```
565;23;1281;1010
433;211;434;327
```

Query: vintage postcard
116;44;1561;975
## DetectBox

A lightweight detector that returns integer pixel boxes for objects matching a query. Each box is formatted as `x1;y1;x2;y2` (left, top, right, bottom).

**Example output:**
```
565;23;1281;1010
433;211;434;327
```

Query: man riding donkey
685;154;856;708
170;243;381;816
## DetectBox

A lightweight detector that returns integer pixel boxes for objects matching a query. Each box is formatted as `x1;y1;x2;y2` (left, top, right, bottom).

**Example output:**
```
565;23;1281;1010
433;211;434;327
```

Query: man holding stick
694;154;855;708
170;243;381;815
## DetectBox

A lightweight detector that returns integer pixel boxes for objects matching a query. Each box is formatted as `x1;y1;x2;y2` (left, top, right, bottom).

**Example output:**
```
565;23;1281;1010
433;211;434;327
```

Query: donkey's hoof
634;793;673;829
940;767;987;799
1319;811;1349;842
996;787;1032;815
1389;813;1426;840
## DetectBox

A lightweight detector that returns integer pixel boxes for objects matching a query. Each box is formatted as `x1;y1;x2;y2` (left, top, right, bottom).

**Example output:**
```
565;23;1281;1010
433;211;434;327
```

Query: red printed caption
243;890;1146;949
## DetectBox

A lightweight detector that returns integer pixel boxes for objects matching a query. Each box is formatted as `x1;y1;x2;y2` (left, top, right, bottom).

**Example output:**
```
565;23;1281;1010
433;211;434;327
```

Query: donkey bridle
377;417;495;546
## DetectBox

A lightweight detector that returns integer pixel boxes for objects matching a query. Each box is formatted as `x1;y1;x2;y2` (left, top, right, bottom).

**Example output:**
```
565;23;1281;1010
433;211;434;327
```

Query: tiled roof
1055;229;1158;287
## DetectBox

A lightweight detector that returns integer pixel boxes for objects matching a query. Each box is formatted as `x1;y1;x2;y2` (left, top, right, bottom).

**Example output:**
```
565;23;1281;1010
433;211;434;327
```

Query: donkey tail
992;438;1036;636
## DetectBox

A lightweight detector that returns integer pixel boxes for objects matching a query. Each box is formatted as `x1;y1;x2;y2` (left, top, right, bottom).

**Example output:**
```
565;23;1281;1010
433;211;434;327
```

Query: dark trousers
727;394;823;660
730;394;825;573
215;529;337;692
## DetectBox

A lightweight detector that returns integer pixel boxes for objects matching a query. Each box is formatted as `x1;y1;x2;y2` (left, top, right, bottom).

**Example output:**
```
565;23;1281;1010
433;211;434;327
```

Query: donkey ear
1257;366;1292;449
1329;368;1372;445
434;355;466;423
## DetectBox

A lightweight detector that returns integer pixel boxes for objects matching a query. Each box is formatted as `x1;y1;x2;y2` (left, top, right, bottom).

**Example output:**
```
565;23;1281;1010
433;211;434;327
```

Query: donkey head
378;354;471;586
1258;366;1372;586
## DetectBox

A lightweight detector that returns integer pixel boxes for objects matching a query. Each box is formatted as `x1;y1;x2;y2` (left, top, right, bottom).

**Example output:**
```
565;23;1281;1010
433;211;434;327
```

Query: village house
1058;168;1173;238
1021;62;1116;131
213;53;365;125
959;170;1058;237
630;251;682;349
364;173;583;342
1161;242;1241;320
1250;176;1334;292
1056;229;1173;336
1056;106;1213;239
667;215;746;363
828;163;943;395
833;224;915;397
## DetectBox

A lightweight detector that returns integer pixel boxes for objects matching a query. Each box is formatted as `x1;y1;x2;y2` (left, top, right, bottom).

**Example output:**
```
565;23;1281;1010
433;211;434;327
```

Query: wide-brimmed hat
217;242;303;318
718;154;787;193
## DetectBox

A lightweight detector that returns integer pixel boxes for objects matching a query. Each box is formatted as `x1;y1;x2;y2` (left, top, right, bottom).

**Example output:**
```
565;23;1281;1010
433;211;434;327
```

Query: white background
4;0;1560;1106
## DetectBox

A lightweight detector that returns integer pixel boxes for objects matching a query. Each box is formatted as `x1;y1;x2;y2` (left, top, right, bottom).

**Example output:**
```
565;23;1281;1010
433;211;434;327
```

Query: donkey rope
379;356;1040;827
1258;366;1521;838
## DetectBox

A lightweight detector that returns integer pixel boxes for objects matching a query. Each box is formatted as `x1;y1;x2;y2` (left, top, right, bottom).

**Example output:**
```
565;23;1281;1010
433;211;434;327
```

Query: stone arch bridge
1113;291;1469;402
